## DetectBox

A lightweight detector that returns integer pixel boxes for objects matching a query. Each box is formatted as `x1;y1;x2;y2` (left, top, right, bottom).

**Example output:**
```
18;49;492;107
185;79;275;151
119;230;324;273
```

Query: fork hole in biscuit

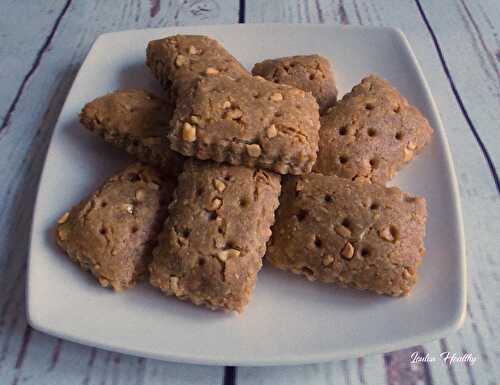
196;187;204;196
365;103;375;110
99;227;107;235
206;211;217;221
369;158;379;168
339;155;349;164
324;194;333;203
341;218;352;230
132;140;140;147
339;125;348;135
360;247;371;257
100;201;107;208
239;198;249;208
296;209;308;222
128;173;141;182
314;236;322;248
367;128;377;137
370;202;380;210
308;73;315;80
395;131;403;140
198;258;206;267
393;105;401;113
131;226;139;234
182;229;190;238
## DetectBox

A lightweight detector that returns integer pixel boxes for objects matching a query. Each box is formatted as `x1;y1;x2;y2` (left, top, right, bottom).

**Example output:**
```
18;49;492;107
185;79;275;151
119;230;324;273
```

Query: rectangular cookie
169;74;320;175
313;75;433;184
56;163;176;291
267;173;427;296
252;54;337;114
80;89;183;175
149;160;281;312
146;34;249;96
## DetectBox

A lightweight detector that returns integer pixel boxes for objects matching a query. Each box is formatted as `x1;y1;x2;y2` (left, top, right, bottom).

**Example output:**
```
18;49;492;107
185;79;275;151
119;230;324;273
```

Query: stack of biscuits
56;35;433;313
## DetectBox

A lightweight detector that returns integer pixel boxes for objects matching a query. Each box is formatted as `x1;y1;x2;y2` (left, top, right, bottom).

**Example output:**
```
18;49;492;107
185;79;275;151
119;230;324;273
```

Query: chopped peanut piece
182;122;197;142
266;124;278;138
270;92;283;102
246;144;262;157
341;242;354;259
58;212;70;224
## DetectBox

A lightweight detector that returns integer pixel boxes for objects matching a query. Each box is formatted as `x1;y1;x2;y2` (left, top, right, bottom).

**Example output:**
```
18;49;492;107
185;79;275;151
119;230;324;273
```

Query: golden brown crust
313;75;433;184
252;54;337;114
56;163;176;291
267;173;427;296
149;160;281;312
169;74;320;175
80;89;184;175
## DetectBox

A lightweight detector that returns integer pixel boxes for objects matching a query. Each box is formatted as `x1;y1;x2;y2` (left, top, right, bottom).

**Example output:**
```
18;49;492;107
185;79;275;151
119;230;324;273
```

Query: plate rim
27;23;467;366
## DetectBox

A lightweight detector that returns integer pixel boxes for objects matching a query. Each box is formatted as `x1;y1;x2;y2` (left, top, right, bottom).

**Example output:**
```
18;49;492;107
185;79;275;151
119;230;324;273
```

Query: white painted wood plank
0;0;65;123
420;0;500;169
0;1;237;384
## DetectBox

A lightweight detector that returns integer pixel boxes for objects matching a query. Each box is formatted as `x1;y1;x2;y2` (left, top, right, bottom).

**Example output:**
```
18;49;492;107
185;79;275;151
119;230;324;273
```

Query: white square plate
28;24;466;366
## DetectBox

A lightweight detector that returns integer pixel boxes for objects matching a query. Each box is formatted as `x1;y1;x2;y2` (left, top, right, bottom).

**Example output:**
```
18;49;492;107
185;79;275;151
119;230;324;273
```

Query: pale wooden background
1;1;499;384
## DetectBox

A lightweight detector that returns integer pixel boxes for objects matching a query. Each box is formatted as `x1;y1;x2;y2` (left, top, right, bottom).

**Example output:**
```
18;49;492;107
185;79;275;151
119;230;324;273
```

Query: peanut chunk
322;255;334;266
270;92;283;102
188;45;199;55
58;212;70;224
206;67;219;75
222;100;232;109
379;226;395;242
403;147;414;162
266;124;278;138
209;198;223;211
123;204;134;214
175;54;188;67
341;242;354;259
246;144;262;158
213;179;226;193
217;249;241;262
182;122;197;142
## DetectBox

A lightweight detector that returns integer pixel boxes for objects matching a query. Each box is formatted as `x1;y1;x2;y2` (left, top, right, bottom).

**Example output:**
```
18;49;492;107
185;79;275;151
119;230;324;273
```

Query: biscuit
313;75;433;183
252;54;337;114
267;173;427;296
56;163;176;291
149;160;281;312
80;89;183;175
169;74;320;175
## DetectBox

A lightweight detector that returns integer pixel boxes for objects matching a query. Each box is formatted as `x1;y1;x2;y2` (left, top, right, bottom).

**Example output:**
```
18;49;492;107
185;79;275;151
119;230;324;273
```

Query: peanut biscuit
313;75;433;183
149;160;281;312
80;89;183;175
56;163;176;291
267;173;427;296
170;74;320;175
252;55;337;114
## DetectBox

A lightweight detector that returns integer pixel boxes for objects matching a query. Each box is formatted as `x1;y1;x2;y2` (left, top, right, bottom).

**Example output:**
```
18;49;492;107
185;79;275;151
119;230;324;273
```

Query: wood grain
0;1;498;385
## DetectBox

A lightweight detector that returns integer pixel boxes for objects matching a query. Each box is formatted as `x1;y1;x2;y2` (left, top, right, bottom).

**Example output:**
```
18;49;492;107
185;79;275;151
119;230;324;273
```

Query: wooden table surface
1;1;498;384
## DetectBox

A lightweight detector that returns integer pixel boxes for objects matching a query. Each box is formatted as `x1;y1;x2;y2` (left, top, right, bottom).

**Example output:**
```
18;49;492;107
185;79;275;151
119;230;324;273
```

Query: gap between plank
223;366;236;385
415;0;500;193
239;0;245;23
0;0;73;136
